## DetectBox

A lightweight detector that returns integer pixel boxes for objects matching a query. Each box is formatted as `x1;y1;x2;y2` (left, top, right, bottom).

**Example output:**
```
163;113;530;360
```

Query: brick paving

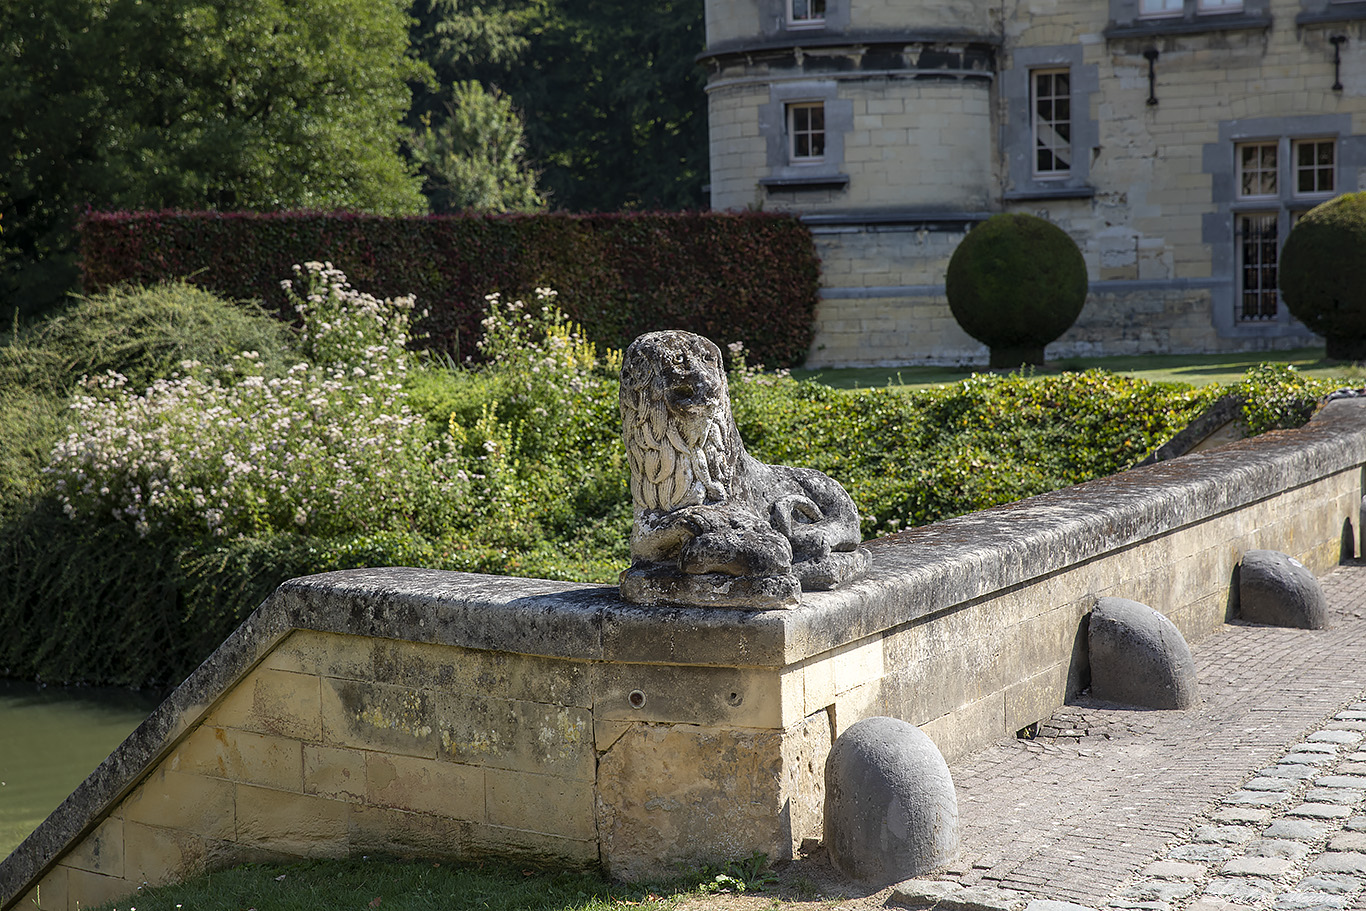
914;562;1366;911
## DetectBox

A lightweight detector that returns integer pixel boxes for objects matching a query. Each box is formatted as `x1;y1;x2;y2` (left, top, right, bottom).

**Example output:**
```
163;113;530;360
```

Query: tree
404;0;708;214
945;213;1089;367
1278;192;1366;361
0;0;428;316
510;0;709;212
409;82;545;213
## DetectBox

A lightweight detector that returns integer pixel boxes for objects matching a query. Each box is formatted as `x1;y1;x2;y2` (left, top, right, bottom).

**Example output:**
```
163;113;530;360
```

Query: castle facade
700;0;1366;365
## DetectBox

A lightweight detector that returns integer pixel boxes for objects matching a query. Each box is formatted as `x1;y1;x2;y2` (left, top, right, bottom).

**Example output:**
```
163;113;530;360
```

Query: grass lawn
793;347;1364;391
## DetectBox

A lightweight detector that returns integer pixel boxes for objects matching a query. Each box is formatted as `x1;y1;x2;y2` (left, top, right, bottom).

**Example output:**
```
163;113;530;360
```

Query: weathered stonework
619;330;870;607
702;0;1366;365
5;400;1366;911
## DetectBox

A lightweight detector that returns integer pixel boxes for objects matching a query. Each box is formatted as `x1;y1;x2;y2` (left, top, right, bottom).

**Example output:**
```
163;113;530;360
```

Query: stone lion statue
618;330;870;608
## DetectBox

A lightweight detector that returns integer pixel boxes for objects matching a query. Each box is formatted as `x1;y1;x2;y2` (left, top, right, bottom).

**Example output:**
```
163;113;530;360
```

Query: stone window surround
1003;45;1099;201
1202;114;1366;338
758;80;852;190
1297;0;1366;25
756;0;850;38
1105;0;1272;37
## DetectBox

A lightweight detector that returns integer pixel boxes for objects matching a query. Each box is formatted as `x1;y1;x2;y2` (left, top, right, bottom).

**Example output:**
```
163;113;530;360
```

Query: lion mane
619;333;742;513
617;330;869;608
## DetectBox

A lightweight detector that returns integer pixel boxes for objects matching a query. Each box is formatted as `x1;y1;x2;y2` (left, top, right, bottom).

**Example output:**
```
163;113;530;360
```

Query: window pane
790;0;825;22
1198;0;1243;11
1140;0;1182;16
788;102;825;162
1237;142;1277;198
1238;213;1279;321
1032;69;1071;177
1293;139;1335;195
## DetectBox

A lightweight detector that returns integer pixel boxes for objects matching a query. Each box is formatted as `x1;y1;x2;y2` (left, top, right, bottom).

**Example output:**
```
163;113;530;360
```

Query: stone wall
702;0;1366;363
6;400;1366;911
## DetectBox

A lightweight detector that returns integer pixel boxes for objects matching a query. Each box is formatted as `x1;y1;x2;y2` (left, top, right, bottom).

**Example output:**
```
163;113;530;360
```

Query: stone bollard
1239;550;1328;629
824;716;958;887
1088;597;1198;709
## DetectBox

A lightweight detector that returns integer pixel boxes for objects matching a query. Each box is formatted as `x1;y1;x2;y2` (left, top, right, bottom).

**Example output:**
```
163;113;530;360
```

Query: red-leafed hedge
77;210;821;366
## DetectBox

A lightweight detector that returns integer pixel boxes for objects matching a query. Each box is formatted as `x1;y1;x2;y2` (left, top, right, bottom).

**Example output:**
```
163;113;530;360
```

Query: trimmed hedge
1279;192;1366;361
77;210;821;367
945;213;1088;367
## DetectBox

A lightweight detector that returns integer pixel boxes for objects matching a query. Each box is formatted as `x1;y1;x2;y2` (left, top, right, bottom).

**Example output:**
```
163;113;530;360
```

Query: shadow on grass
795;347;1364;392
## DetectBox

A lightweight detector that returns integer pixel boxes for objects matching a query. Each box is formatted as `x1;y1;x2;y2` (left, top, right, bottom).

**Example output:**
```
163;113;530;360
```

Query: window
1237;214;1279;320
1231;138;1336;322
788;0;825;27
1032;70;1071;177
787;102;825;162
1237;142;1278;198
1139;0;1183;16
1197;0;1244;11
1294;139;1336;195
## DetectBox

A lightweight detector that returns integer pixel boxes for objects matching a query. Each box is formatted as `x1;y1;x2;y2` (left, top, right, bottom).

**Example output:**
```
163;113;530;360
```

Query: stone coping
4;398;1366;909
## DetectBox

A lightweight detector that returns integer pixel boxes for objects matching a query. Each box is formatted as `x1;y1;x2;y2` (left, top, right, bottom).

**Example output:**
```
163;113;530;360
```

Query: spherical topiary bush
945;213;1088;367
1278;192;1366;361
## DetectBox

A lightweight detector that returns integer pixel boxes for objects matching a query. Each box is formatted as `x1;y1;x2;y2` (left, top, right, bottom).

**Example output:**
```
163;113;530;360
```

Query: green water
0;681;159;859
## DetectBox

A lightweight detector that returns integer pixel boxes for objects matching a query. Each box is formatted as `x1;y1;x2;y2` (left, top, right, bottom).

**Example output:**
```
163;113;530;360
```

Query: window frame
1292;138;1337;198
1031;68;1073;179
1236;141;1280;200
1196;0;1245;13
1139;0;1184;18
1235;212;1280;322
786;101;826;164
787;0;826;29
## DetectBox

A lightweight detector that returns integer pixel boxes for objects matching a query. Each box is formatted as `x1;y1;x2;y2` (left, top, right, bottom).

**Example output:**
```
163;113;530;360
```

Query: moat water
0;680;159;859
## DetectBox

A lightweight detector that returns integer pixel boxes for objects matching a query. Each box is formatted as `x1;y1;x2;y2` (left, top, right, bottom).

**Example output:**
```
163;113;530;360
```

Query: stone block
1239;550;1328;629
465;822;600;868
234;784;350;854
594;663;780;731
304;743;366;802
122;820;212;887
779;709;833;856
1310;852;1366;874
170;726;303;792
919;693;1007;763
1222;855;1294;876
434;693;594;780
63;815;124;877
486;769;596;840
122;768;236;840
210;667;322;741
347;804;471;858
322;678;438;758
825;716;958;887
366;752;483;820
24;865;68;911
64;867;135;911
369;639;594;707
595;723;786;881
1088;597;1198;709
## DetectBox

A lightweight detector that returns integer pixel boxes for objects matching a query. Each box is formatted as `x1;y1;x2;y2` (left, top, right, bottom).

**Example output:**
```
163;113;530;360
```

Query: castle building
700;0;1366;366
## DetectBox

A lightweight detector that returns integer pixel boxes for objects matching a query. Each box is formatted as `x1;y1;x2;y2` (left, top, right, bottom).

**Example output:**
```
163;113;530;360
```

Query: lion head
619;331;744;513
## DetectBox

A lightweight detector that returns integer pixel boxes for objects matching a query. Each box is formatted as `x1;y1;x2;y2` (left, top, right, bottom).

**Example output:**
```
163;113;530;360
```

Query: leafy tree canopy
409;81;546;214
409;0;708;213
1;0;429;315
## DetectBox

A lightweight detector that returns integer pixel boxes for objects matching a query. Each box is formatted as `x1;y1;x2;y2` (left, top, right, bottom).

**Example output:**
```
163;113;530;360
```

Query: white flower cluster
475;287;619;402
284;261;425;375
47;265;462;539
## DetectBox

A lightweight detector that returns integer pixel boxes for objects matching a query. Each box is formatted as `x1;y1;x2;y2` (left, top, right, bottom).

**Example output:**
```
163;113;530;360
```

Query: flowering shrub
441;288;628;557
46;263;464;540
283;260;422;372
